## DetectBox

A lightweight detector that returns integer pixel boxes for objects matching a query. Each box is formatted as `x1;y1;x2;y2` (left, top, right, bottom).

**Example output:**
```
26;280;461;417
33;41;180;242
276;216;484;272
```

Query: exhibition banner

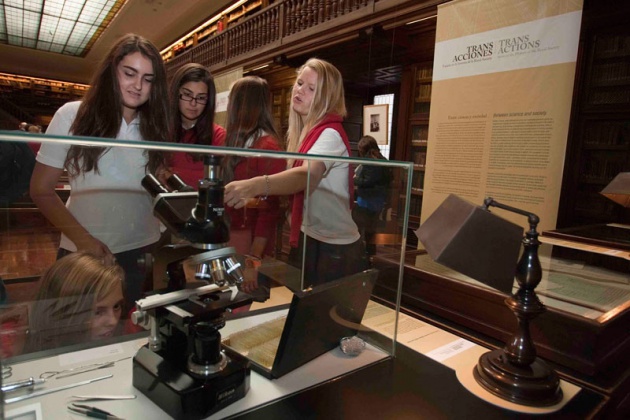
421;0;583;232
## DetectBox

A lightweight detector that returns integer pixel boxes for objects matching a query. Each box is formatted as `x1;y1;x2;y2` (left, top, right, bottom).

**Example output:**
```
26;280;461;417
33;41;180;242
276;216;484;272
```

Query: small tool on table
1;377;46;393
68;403;124;419
71;394;136;401
4;374;112;404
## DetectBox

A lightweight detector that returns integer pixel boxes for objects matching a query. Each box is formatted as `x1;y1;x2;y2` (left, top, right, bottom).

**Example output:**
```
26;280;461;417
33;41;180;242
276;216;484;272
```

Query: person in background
19;122;42;133
18;121;43;154
29;33;170;308
165;63;226;188
353;135;392;256
222;76;285;297
22;252;125;354
224;58;368;287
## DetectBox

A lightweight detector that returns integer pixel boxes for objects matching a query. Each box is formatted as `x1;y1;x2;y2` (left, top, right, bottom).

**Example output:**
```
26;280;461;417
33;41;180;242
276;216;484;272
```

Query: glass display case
0;130;411;419
373;238;630;413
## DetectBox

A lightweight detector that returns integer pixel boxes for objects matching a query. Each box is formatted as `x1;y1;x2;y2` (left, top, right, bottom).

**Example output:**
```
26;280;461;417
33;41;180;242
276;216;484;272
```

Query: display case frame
0;130;412;418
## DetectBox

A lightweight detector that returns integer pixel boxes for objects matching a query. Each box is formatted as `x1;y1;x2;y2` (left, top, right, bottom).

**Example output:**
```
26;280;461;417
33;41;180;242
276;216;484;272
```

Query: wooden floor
0;213;59;303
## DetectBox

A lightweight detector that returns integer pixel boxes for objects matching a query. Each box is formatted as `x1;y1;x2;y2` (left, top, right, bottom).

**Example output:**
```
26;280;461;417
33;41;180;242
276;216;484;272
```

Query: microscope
132;155;252;419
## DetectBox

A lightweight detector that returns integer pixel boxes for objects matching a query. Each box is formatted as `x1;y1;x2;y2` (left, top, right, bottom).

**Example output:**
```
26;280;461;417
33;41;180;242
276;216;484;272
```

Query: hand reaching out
224;179;258;209
239;267;259;294
74;235;116;266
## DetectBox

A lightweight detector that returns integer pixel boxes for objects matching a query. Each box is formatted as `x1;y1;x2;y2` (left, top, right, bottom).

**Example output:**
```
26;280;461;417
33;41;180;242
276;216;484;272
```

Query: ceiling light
0;0;127;57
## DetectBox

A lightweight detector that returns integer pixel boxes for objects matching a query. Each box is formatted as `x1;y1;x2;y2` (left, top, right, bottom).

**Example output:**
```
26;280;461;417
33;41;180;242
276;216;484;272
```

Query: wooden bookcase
395;63;433;248
560;7;630;228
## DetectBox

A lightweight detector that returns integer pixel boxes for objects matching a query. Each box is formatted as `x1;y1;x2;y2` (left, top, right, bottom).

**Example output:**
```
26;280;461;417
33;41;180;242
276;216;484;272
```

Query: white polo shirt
303;128;360;245
37;101;160;254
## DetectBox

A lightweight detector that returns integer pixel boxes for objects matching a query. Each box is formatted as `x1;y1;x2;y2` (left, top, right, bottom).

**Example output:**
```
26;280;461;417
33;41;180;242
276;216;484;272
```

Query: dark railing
164;0;429;75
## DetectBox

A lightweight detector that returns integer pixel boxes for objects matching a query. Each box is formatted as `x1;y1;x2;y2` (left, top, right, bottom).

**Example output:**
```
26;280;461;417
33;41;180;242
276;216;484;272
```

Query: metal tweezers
67;403;125;419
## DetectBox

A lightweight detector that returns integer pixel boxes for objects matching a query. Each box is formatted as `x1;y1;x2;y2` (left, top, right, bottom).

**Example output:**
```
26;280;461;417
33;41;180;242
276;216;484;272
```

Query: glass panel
0;131;409;377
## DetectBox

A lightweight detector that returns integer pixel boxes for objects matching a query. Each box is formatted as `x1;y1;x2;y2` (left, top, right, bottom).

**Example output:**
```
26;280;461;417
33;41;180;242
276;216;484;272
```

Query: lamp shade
416;194;523;294
600;172;630;208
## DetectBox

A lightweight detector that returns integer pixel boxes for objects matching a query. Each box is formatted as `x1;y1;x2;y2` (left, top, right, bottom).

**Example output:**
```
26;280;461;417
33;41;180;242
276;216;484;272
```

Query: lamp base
473;349;562;407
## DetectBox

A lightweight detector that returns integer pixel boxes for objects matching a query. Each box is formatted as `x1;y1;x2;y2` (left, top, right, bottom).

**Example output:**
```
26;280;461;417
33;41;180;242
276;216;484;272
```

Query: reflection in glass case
0;130;411;418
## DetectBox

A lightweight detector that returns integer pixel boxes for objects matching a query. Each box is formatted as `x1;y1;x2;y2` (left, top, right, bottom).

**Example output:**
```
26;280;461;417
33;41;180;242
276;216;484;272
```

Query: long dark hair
358;135;386;160
65;33;170;176
169;63;217;160
222;76;281;182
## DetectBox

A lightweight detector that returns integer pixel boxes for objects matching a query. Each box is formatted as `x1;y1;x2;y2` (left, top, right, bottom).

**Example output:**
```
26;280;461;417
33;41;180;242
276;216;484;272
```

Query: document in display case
373;242;630;377
543;224;630;251
223;269;378;378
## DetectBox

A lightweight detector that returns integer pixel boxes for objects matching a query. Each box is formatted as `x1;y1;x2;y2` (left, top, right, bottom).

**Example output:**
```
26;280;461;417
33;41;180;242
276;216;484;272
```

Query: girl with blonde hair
23;252;125;353
224;58;367;287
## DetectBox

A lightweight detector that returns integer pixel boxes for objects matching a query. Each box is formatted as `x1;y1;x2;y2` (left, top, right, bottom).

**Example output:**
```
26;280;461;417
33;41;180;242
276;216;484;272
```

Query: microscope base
133;345;250;419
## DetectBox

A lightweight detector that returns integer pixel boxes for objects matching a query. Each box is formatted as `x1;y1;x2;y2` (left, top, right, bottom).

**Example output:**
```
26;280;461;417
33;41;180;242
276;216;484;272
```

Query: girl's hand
240;268;259;294
75;236;116;266
224;179;258;209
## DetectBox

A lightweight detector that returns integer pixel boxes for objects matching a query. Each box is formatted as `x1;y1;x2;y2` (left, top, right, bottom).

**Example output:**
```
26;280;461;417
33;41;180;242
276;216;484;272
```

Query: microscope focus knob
131;310;147;327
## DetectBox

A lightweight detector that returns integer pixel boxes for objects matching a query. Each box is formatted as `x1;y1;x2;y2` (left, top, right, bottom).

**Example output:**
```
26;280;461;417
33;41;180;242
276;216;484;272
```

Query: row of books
592;61;630;83
581;158;627;181
595;34;630;58
584;122;628;146
416;66;433;80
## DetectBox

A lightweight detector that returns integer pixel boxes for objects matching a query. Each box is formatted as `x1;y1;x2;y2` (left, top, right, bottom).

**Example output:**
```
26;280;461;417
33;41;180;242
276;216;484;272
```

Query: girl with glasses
165;63;226;188
224;58;368;287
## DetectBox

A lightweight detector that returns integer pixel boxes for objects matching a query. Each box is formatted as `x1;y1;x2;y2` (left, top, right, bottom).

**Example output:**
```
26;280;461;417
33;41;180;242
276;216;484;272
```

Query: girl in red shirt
222;76;285;296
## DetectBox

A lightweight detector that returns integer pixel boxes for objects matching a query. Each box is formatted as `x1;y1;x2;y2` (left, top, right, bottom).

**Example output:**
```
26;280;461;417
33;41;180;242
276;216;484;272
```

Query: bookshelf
563;27;630;227
395;63;433;247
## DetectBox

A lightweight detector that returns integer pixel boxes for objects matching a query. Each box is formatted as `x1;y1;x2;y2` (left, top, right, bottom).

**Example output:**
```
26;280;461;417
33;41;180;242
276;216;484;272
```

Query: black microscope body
132;155;251;419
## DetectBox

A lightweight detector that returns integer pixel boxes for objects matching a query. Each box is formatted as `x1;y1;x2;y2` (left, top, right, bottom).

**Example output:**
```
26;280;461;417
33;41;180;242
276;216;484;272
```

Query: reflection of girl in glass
23;252;125;353
224;58;367;287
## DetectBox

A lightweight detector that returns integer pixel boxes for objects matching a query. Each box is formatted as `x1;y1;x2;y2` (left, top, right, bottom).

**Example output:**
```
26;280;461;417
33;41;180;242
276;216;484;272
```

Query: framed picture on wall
363;104;389;145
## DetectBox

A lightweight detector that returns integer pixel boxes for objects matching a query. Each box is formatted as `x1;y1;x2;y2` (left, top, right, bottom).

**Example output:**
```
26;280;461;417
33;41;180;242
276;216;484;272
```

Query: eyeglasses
179;92;208;105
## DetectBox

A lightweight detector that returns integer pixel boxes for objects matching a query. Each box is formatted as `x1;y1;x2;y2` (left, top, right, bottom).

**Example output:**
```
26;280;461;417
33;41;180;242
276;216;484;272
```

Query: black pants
288;233;369;288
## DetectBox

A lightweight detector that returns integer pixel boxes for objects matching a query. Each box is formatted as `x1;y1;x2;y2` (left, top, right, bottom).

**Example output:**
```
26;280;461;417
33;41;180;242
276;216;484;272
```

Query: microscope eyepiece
142;174;169;197
166;173;195;192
